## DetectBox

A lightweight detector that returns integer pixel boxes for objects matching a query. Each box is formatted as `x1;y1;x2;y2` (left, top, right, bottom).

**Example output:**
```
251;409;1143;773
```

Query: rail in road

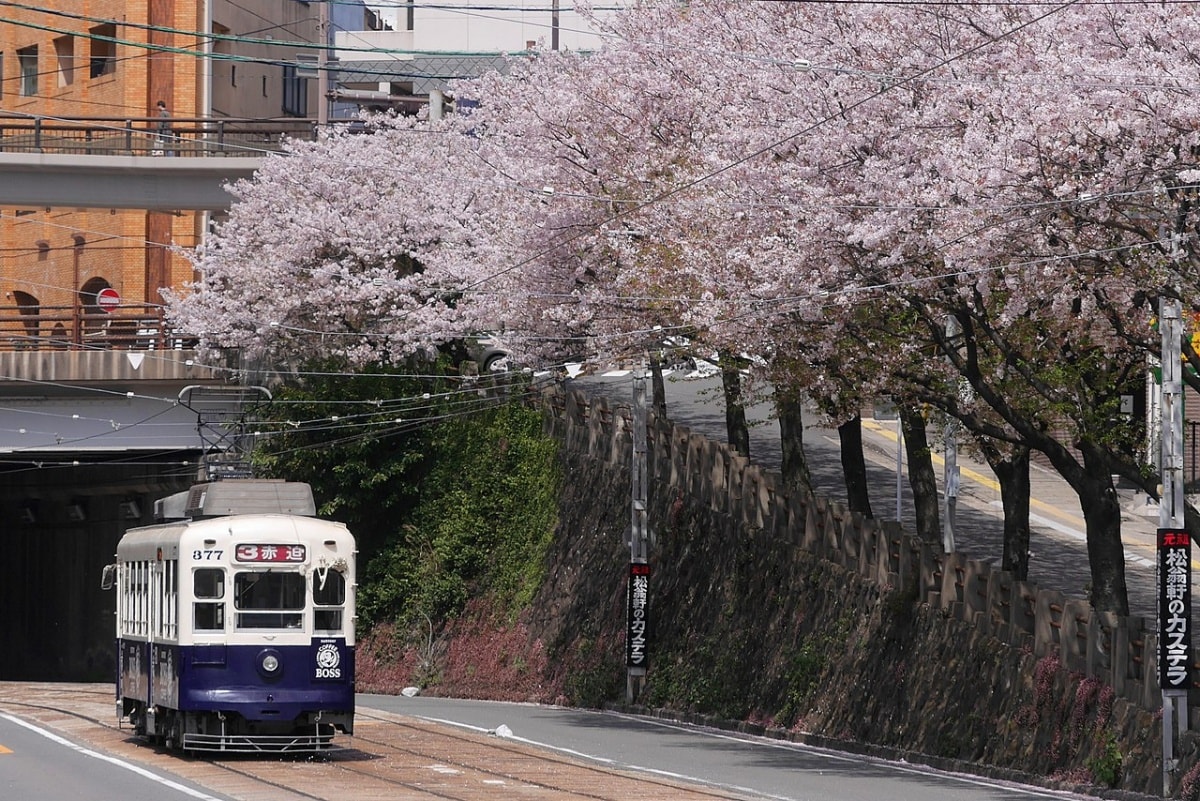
0;683;1132;801
0;684;756;801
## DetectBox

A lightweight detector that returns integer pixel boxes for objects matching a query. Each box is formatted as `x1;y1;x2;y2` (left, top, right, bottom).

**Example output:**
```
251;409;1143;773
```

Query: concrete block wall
542;387;1175;725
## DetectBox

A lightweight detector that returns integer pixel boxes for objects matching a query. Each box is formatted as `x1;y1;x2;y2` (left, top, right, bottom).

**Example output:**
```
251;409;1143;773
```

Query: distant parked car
466;333;512;373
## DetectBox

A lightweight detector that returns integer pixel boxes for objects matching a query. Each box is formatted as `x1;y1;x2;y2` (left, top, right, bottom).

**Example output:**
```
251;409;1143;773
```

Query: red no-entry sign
96;287;121;312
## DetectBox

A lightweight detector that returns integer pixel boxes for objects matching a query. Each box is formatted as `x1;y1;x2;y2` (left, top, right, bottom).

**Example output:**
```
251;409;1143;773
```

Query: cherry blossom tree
165;113;541;369
165;0;1200;616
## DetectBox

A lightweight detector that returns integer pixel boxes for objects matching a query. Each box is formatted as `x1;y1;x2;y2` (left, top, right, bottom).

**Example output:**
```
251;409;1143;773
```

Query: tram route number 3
193;550;225;560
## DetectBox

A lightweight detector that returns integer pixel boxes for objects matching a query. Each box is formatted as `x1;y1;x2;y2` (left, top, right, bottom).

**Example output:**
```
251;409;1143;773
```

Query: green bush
250;363;561;632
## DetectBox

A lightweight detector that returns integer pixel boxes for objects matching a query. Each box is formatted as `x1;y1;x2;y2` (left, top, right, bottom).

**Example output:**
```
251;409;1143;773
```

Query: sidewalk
857;416;1161;624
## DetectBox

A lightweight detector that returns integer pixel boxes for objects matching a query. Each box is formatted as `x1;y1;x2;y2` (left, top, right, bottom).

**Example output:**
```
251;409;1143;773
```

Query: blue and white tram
101;480;356;752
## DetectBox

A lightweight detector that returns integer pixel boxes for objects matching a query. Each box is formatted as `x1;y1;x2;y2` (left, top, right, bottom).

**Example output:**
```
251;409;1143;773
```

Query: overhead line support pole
626;370;650;703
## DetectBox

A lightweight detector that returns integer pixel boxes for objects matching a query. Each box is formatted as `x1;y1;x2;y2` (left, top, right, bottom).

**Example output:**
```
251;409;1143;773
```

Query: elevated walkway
0;114;320;210
0;349;227;456
0;152;261;211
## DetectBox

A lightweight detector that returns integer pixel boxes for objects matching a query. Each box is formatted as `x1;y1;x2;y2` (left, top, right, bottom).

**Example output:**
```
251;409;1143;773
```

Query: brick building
0;1;326;348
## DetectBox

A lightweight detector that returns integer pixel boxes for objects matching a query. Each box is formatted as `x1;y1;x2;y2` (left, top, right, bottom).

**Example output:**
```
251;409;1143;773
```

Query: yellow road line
861;418;1068;518
0;744;12;754
859;418;1192;568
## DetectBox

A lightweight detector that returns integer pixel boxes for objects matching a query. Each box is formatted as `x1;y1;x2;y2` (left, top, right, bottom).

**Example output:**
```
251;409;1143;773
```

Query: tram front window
313;568;346;632
234;571;304;629
194;568;225;631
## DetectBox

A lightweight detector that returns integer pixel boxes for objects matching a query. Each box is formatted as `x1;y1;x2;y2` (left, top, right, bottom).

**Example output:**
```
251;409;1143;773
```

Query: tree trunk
648;352;667;420
839;414;874;519
1074;443;1129;616
980;442;1032;581
721;361;750;458
900;406;941;545
776;392;813;497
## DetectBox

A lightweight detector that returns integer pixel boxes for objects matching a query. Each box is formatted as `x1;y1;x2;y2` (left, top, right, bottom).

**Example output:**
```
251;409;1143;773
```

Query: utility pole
626;370;650;702
943;314;961;553
1158;290;1191;797
894;414;903;522
551;0;560;51
317;0;329;127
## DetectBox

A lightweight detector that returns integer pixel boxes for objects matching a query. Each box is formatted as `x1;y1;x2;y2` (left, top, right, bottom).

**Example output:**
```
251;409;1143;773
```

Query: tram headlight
257;649;283;679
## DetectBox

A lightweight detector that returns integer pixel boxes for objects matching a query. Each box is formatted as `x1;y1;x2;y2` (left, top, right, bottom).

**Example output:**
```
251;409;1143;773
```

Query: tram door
147;559;161;711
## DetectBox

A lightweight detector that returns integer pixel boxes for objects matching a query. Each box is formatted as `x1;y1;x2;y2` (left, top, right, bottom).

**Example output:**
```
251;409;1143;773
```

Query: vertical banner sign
626;563;650;669
1158;528;1192;690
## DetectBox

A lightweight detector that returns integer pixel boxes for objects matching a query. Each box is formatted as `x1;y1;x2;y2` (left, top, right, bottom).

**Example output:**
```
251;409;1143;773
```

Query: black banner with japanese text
1158;528;1192;691
626;563;650;669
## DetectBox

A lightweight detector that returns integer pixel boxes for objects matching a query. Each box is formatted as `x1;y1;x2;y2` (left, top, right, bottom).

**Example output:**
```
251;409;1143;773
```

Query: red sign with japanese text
235;544;307;563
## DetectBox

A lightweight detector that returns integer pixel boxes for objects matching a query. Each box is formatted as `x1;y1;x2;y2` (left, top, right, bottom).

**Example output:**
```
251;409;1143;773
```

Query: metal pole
943;315;961;553
895;415;903;522
317;1;329;127
551;0;560;51
631;371;648;565
1159;294;1189;796
943;416;958;553
626;370;649;703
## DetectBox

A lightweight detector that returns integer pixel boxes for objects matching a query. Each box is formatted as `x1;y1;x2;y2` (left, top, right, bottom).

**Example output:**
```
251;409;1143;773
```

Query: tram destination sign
1158;528;1193;691
236;544;307;563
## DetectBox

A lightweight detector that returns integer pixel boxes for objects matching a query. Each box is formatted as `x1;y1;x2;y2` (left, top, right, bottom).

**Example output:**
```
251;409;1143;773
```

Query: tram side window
124;560;149;637
234;571;304;629
158;560;178;639
312;568;346;632
194;568;225;632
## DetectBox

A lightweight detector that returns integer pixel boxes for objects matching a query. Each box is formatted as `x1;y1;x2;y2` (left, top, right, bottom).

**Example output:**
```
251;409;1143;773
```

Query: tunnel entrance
0;460;196;681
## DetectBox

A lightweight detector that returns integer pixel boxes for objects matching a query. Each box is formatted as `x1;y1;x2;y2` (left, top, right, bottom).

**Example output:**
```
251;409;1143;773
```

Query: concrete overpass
0;152;263;211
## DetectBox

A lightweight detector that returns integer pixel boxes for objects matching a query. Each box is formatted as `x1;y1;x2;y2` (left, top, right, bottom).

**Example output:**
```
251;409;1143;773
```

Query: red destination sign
235;544;306;563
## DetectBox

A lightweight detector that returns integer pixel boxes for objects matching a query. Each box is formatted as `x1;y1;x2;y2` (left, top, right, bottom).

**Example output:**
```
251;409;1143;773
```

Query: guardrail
0;114;324;157
0;304;194;351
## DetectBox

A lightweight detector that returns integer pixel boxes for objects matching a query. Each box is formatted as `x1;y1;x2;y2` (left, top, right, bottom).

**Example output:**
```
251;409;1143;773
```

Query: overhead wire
0;0;1172;450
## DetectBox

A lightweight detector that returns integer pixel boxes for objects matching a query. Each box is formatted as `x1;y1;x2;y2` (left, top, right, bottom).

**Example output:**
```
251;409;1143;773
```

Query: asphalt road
363;694;1119;801
0;685;1134;801
0;711;234;801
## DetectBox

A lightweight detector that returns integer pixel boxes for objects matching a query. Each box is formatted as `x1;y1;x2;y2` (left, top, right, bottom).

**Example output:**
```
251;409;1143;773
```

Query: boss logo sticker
315;643;342;678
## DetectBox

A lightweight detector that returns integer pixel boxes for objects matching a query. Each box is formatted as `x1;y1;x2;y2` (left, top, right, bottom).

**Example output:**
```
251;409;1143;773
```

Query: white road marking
988;502;1156;569
0;713;227;800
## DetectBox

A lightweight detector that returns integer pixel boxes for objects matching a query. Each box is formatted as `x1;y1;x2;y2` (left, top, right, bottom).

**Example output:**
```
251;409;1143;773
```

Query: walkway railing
0;114;324;158
0;304;193;352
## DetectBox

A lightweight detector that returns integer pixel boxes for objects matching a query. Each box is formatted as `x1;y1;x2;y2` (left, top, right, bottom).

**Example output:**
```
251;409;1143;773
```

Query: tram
101;479;356;752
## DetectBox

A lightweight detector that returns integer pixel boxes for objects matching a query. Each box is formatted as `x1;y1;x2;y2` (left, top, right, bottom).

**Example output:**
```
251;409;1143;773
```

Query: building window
36;241;49;261
212;22;233;88
281;65;307;117
0;52;4;100
53;35;74;87
18;45;37;96
89;24;116;78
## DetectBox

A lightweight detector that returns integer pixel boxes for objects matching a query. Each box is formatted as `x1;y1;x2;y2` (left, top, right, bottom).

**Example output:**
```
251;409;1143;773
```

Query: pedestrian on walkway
153;100;174;156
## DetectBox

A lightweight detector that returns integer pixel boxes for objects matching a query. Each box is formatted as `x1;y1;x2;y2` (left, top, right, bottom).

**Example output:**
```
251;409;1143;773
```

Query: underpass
0;349;242;680
0;118;285;678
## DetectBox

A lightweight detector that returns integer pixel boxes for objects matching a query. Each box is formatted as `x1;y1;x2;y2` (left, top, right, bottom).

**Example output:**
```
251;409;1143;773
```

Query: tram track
0;683;754;801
